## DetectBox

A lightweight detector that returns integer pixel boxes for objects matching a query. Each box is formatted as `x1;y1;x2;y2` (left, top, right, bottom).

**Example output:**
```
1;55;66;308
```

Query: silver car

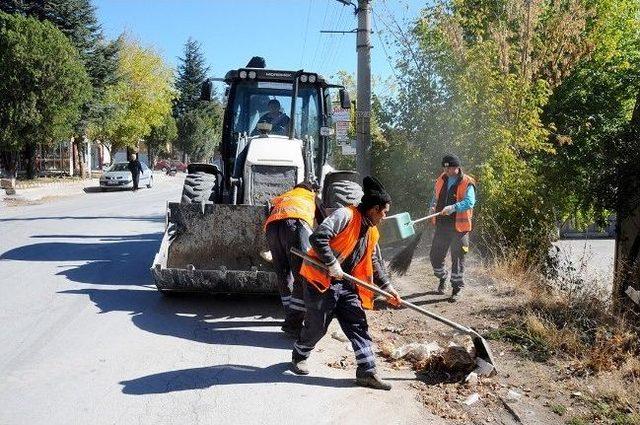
100;162;153;190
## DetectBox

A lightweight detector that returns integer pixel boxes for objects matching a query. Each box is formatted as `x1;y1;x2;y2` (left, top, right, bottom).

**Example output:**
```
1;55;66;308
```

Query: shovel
379;211;441;245
380;211;443;275
291;247;497;376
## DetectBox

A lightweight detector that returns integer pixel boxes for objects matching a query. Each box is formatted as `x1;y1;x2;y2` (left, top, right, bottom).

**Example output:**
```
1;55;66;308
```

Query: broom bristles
389;232;423;276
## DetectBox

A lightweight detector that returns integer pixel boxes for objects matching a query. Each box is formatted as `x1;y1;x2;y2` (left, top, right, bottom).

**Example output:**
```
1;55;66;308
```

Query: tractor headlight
248;71;256;79
239;70;247;79
299;74;308;83
309;74;316;83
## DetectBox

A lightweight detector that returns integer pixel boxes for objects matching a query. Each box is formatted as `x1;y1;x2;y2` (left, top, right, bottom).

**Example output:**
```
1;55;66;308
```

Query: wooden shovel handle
290;248;477;336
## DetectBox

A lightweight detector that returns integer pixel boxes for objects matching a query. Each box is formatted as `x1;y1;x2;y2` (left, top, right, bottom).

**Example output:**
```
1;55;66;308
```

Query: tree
145;113;177;167
175;37;211;114
0;11;90;178
1;0;120;177
173;37;221;161
541;0;640;228
93;37;175;153
177;105;222;162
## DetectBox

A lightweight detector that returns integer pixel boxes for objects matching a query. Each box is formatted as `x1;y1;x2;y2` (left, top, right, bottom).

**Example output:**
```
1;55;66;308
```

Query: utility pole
355;0;372;177
329;0;372;177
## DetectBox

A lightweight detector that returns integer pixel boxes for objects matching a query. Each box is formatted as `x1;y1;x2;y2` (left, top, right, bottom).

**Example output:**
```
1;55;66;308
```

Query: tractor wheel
180;171;218;203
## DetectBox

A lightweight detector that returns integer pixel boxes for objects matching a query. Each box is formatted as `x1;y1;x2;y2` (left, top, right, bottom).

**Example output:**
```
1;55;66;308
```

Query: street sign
333;108;350;122
341;141;357;156
320;126;335;136
335;121;349;142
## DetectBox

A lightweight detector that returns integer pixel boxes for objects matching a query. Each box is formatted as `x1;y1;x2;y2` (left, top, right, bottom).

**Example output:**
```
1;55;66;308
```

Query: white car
100;162;153;190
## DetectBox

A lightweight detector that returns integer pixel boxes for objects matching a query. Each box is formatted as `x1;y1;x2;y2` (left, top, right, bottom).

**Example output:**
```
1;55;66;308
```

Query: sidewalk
2;172;180;207
2;178;100;206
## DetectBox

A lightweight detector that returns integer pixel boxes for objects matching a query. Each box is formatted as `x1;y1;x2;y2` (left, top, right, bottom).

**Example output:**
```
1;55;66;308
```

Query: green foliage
175;37;212;114
176;104;222;162
173;37;222;161
1;0;121;132
550;403;568;416
485;325;553;362
0;11;91;150
373;0;639;262
146;113;177;159
94;37;175;151
542;0;640;221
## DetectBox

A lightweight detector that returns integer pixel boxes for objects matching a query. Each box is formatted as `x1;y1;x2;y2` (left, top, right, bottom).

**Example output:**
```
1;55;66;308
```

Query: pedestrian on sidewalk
264;182;321;337
128;154;143;191
291;176;401;391
428;154;476;302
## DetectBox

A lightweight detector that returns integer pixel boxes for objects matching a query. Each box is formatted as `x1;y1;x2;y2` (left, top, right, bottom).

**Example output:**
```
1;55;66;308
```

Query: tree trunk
98;142;104;169
613;91;640;319
24;142;37;179
78;140;86;178
0;150;18;179
147;144;153;168
72;137;87;177
72;140;79;176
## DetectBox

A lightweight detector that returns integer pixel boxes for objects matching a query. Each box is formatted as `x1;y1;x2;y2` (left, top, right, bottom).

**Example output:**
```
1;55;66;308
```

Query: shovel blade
472;336;497;376
379;212;416;245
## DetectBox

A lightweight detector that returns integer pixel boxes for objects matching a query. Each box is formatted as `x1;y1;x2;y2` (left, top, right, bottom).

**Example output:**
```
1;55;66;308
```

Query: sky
94;0;425;92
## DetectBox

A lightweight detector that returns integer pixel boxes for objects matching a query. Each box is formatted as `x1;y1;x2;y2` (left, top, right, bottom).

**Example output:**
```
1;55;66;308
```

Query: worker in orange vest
291;176;401;390
429;154;476;301
265;182;320;337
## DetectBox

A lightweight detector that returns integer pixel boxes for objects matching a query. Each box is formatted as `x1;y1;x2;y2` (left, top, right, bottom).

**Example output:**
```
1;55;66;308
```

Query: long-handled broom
291;247;497;375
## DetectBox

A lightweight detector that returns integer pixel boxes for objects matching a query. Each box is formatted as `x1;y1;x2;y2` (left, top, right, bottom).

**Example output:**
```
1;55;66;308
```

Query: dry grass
477;248;640;421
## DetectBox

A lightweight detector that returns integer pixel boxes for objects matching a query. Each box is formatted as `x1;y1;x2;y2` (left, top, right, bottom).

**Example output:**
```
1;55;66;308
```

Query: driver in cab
257;99;290;136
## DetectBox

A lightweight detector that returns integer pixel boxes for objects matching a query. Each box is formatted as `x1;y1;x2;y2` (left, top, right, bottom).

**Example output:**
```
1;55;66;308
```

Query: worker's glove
442;205;456;216
386;285;402;307
327;261;344;279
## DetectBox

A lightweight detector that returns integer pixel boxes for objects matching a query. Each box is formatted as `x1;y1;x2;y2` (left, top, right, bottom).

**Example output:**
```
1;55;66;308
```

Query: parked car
100;162;153;190
154;159;187;173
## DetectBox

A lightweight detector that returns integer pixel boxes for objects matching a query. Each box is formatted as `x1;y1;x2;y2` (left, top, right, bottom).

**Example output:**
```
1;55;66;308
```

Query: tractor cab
201;59;350;206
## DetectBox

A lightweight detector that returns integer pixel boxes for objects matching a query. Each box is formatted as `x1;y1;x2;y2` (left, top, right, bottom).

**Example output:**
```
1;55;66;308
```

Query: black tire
322;171;363;210
181;171;218;203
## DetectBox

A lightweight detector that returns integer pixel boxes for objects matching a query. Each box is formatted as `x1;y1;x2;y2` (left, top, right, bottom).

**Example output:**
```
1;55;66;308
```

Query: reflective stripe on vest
299;206;379;310
264;187;316;230
431;173;475;232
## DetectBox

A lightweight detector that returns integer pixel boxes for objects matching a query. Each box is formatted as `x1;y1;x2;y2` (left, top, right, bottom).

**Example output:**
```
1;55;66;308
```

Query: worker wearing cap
291;176;402;391
429;154;476;301
265;182;320;337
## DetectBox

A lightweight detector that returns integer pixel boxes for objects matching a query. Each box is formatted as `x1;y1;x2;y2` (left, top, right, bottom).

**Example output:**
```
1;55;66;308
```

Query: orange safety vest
299;206;379;309
431;172;476;232
264;187;316;230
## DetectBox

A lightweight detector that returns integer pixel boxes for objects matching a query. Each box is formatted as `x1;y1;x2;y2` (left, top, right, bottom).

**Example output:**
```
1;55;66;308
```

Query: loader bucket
151;202;279;294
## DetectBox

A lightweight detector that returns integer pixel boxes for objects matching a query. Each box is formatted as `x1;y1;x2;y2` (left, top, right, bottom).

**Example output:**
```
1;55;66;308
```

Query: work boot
356;373;392;391
449;287;461;302
291;358;309;375
281;324;301;339
437;278;446;294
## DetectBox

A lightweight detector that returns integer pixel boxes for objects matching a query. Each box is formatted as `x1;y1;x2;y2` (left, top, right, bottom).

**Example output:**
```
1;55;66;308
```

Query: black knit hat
442;154;461;167
360;176;392;209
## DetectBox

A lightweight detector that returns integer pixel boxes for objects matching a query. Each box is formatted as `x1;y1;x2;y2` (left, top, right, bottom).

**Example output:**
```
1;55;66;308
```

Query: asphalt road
0;175;432;425
554;238;615;293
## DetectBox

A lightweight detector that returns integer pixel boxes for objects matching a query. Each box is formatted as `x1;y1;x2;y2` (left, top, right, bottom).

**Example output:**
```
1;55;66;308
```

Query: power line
372;7;398;81
300;0;313;67
324;6;347;73
373;1;423;72
310;0;331;68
